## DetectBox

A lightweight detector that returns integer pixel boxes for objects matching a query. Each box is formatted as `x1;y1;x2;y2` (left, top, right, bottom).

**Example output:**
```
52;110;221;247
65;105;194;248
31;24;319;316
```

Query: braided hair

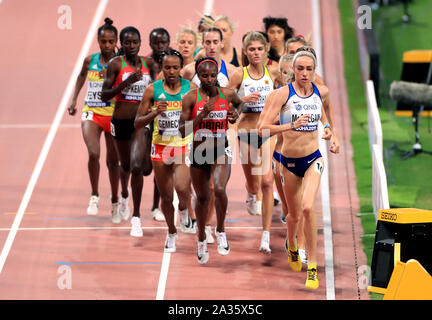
160;49;184;68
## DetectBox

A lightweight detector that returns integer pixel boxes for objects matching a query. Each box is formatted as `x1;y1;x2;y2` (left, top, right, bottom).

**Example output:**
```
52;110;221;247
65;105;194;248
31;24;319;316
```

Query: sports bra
237;66;274;113
191;88;229;139
279;82;322;132
113;56;152;103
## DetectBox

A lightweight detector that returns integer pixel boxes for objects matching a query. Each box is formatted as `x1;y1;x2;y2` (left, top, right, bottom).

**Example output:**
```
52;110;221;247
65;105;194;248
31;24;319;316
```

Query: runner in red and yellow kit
68;18;128;223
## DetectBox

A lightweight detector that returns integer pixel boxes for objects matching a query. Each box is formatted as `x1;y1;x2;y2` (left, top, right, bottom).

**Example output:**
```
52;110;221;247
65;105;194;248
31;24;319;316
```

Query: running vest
191;59;229;88
82;53;114;116
237;66;274;113
113;55;151;102
152;78;191;147
191;88;229;139
279;82;322;132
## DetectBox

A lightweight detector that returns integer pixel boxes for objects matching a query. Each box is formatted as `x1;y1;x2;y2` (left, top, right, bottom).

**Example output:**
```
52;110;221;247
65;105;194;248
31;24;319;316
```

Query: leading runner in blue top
257;50;334;291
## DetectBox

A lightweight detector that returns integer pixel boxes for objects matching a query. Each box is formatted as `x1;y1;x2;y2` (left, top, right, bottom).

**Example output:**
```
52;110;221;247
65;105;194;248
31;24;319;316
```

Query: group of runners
68;15;340;290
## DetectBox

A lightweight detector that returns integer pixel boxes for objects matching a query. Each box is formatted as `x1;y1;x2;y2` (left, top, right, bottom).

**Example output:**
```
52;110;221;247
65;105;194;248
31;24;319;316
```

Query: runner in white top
227;31;279;254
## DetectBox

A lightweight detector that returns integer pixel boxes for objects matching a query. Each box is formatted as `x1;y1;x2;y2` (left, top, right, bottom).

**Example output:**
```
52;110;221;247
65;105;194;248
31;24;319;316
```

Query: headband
292;51;316;68
196;59;218;71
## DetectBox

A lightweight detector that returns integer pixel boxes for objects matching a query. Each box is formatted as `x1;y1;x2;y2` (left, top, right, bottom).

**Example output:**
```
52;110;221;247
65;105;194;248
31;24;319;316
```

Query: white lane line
0;124;80;129
0;0;109;275
155;0;216;301
156;192;178;300
312;0;336;301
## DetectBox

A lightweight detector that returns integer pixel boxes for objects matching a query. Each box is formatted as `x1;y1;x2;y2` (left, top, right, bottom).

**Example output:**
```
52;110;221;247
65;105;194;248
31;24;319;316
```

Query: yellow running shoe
305;264;319;290
287;242;302;272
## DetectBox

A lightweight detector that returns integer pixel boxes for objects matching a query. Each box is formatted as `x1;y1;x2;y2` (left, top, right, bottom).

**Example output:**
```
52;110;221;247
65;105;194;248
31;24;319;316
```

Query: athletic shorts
110;117;135;141
82;111;111;133
280;149;323;178
272;150;282;174
237;131;270;149
189;139;232;171
151;143;189;163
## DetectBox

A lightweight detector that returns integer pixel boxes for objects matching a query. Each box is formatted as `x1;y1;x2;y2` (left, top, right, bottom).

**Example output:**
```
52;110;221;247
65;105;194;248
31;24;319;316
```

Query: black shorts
237;131;270;149
110;117;135;141
189;139;232;171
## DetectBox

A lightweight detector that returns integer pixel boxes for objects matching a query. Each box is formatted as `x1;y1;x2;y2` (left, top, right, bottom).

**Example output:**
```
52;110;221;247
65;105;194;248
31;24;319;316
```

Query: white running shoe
215;228;230;255
259;230;271;254
280;211;286;224
179;209;194;233
152;208;165;222
119;191;130;221
130;216;143;237
246;193;258;215
205;225;215;244
111;202;121;224
299;249;308;265
273;190;281;206
87;195;99;215
164;233;177;253
197;239;209;264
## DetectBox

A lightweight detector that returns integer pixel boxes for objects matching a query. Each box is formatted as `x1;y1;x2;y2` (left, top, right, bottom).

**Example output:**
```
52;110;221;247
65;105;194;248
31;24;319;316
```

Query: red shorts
151;143;189;163
81;111;111;133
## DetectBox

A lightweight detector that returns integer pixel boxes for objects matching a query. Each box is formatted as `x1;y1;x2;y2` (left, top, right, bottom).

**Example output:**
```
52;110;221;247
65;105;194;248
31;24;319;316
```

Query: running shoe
280;211;286;224
111;202;121;224
130;216;143;237
87;195;99;215
273;190;281;206
246;198;262;216
119;190;130;221
164;233;177;253
287;244;302;272
305;264;319;290
299;249;308;265
152;208;165;222
179;209;194;233
259;230;271;254
205;225;215;244
215;228;230;255
197;239;209;264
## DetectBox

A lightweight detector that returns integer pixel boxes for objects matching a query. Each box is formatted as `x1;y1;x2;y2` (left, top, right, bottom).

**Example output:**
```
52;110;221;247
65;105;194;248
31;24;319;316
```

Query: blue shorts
273;150;281;163
280;150;322;178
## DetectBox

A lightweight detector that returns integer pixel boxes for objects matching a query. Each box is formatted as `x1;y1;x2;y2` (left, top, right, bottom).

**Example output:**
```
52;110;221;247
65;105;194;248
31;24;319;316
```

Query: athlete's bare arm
134;84;156;129
68;55;92;115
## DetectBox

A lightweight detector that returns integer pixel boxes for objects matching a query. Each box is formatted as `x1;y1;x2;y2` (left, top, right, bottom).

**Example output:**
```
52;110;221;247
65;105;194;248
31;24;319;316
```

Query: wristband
323;123;331;130
291;122;295;130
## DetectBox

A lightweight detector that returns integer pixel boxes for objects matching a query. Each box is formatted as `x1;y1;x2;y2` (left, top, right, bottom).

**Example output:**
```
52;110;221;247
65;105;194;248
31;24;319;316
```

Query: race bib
82;110;94;121
157;109;181;137
85;81;109;107
121;72;150;101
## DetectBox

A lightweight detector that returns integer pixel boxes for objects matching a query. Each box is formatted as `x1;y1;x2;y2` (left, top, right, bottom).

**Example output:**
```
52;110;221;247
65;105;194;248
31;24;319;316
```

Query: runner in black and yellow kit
135;49;195;252
101;26;156;237
68;18;129;223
